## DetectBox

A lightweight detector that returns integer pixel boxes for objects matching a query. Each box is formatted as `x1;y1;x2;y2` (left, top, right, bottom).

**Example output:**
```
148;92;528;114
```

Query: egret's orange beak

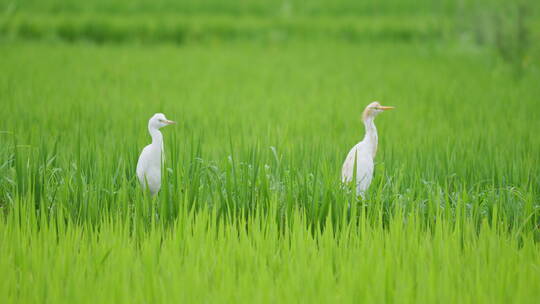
164;120;176;125
378;106;395;111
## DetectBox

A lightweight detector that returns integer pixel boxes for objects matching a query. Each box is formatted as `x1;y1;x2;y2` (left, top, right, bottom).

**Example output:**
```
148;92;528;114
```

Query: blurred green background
1;0;538;62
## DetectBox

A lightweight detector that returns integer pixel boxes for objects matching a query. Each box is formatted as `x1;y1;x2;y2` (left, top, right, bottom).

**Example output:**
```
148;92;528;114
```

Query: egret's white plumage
341;101;394;196
136;113;175;196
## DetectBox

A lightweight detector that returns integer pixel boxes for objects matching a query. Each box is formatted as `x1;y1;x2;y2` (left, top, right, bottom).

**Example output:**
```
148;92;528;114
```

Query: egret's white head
148;113;176;130
362;101;395;121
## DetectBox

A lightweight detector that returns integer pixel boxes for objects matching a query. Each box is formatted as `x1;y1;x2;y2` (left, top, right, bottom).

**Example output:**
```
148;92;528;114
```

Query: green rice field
1;0;539;303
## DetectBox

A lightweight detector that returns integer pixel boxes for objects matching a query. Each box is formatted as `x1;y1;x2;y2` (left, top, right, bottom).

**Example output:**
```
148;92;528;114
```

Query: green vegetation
1;1;539;303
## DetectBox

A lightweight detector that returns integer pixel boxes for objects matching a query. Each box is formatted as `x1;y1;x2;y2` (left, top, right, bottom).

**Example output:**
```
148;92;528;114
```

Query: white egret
136;113;176;196
341;101;394;196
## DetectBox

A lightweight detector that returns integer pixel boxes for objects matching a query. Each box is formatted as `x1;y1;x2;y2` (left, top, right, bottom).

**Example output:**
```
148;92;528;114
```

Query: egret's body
341;102;394;196
136;113;175;196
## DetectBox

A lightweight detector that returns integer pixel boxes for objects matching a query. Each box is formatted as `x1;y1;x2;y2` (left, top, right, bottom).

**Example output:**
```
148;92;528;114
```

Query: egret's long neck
363;116;378;158
149;127;163;148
